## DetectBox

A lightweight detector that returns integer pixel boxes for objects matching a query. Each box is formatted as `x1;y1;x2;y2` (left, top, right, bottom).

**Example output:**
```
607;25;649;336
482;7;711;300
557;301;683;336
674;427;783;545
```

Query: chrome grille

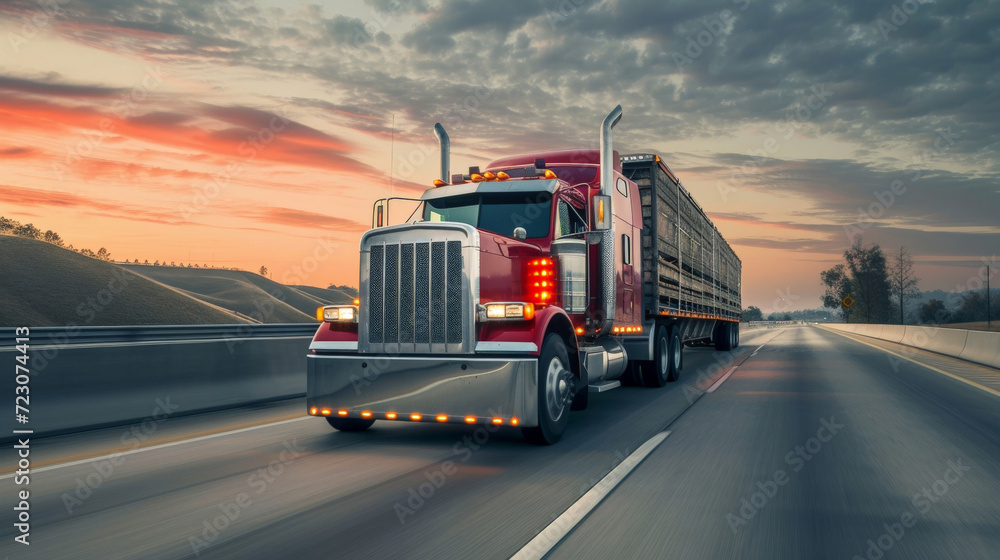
360;224;479;354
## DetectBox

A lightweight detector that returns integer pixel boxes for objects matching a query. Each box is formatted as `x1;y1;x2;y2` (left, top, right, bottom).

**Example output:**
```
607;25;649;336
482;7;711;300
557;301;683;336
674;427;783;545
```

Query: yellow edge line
1;412;306;474
819;326;1000;400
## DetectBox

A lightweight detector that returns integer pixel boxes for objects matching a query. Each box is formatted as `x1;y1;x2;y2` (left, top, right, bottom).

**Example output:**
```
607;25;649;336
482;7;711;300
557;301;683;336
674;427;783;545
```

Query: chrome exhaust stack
433;122;450;183
596;105;622;336
600;105;622;197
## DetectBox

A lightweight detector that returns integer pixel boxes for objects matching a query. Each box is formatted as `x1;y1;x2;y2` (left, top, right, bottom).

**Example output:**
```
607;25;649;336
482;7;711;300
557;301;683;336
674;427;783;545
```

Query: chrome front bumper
306;354;539;427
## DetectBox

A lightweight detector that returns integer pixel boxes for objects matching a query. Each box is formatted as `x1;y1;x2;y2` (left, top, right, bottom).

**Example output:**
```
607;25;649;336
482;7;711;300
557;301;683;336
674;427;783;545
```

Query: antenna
389;113;395;198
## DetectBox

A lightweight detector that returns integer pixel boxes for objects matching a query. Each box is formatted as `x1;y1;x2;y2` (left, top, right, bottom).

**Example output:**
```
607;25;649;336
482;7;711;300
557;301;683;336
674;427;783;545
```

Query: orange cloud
233;206;369;232
0;184;186;225
0;89;383;178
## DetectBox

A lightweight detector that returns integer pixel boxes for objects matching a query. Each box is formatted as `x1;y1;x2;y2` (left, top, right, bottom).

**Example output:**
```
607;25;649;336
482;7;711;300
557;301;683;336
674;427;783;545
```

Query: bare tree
889;246;920;325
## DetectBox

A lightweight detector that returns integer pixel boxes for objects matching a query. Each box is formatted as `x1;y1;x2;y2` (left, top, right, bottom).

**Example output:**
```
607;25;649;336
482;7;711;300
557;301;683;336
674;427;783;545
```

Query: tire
643;326;674;387
667;330;682;382
715;321;733;351
732;323;740;349
523;334;573;445
326;417;375;432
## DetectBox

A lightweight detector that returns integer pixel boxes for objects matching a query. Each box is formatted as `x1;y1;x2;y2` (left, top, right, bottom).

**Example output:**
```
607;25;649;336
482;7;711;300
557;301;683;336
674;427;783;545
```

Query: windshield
424;192;553;238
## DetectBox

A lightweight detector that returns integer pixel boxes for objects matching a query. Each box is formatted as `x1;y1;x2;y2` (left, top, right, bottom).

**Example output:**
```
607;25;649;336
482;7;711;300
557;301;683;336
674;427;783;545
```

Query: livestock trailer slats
622;154;742;320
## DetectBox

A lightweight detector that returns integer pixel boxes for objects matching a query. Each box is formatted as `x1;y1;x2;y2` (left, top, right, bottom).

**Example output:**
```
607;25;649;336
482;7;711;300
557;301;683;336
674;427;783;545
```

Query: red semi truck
307;106;741;444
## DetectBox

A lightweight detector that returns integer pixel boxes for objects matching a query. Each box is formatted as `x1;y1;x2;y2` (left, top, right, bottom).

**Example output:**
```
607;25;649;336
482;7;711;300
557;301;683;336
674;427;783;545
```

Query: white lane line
707;366;739;393
509;431;671;560
0;416;311;480
707;341;767;392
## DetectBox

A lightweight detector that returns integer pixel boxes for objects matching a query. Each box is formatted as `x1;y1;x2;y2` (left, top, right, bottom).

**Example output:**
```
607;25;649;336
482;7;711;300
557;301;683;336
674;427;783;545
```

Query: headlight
482;302;534;320
319;306;358;323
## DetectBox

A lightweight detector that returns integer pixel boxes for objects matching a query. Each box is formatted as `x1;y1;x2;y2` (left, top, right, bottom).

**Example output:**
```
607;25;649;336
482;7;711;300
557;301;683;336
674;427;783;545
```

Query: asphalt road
3;325;999;560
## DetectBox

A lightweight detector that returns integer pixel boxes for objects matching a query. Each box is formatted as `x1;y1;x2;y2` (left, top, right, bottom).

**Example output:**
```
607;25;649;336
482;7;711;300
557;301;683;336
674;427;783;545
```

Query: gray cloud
3;0;996;257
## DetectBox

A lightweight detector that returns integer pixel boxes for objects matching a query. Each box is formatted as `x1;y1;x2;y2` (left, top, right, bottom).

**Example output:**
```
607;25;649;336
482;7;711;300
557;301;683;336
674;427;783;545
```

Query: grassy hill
0;236;251;327
122;265;338;322
290;285;356;305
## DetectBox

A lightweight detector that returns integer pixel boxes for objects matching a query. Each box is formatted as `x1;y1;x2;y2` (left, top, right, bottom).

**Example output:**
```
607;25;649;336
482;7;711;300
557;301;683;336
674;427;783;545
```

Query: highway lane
547;325;1000;559
6;324;998;560
0;326;777;560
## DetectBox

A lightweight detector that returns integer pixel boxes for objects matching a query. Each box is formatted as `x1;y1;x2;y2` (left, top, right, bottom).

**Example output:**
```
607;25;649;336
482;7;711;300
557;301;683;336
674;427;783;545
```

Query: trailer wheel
523;334;572;445
732;323;740;349
643;326;673;387
715;322;734;351
326;417;375;432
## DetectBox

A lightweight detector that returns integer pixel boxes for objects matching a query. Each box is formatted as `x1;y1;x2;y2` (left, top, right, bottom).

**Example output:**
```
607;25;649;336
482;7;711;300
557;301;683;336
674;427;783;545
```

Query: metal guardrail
0;323;319;345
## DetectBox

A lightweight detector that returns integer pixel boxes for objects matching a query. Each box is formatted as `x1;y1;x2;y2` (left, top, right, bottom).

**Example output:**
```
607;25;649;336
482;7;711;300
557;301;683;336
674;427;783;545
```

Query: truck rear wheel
326;417;375;432
644;326;681;386
523;334;572;445
668;330;682;381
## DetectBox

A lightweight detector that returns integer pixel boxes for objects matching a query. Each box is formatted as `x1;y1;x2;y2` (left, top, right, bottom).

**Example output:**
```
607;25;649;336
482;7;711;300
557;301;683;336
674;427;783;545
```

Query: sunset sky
1;0;997;312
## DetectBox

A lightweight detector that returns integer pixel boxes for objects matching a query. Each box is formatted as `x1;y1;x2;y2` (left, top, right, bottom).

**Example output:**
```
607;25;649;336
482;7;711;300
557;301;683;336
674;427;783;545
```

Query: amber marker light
436;414;448;422
576;327;584;335
543;169;557;179
470;173;484;182
361;411;373;418
510;417;520;426
433;179;447;187
496;171;510;181
410;413;422;421
464;416;477;424
386;412;398;420
315;307;324;321
321;408;331;415
483;171;495;180
337;409;349;416
491;417;503;425
309;407;318;415
353;297;360;305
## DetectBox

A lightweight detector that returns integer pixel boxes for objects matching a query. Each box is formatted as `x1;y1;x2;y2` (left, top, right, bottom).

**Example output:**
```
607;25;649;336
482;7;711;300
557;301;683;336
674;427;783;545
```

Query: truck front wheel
523;334;573;445
326;417;375;432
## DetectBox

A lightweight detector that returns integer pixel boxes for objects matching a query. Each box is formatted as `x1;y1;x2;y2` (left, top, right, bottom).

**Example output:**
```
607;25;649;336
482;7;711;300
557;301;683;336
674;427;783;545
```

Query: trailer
306;106;742;444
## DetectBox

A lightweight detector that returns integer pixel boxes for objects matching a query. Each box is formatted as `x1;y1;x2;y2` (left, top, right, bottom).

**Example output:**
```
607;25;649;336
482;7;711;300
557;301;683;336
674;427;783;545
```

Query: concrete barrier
880;326;906;343
0;324;317;440
823;323;1000;369
959;331;1000;369
902;326;969;357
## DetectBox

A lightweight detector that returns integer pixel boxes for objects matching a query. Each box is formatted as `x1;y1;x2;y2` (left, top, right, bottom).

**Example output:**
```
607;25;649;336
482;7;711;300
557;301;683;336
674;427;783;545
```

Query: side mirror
593;194;611;230
513;227;527;241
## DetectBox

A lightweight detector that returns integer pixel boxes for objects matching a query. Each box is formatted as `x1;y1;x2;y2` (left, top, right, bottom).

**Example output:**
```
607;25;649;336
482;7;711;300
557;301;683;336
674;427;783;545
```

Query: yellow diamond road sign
842;296;854;308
